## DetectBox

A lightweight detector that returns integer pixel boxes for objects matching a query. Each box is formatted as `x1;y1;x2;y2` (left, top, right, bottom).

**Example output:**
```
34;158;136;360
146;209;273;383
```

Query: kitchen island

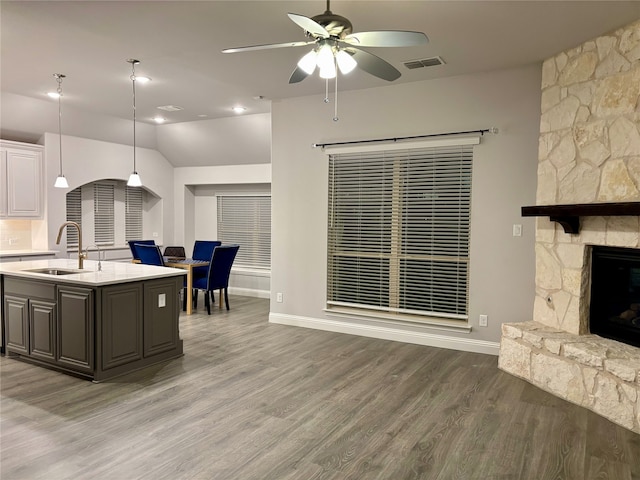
0;258;186;382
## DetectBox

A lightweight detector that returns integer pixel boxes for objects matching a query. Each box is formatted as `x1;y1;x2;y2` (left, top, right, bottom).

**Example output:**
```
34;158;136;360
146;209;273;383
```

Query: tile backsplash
0;219;34;250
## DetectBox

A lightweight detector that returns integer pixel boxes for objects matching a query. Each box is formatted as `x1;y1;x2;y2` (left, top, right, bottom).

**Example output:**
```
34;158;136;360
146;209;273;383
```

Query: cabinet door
143;278;180;357
57;286;94;373
29;299;57;363
6;148;42;217
101;283;143;370
4;295;28;354
0;150;7;216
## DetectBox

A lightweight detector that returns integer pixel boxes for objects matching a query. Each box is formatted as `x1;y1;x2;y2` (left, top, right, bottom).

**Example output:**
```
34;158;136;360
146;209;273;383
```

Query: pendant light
53;73;69;188
126;59;142;187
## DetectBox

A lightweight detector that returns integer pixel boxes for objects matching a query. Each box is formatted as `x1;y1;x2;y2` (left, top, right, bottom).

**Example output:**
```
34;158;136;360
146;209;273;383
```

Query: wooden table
164;258;209;315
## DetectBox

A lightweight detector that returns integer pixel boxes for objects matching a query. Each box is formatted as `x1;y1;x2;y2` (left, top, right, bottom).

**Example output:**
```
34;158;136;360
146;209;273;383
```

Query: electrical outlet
512;224;522;237
152;232;159;238
276;292;283;303
479;314;488;327
158;293;166;308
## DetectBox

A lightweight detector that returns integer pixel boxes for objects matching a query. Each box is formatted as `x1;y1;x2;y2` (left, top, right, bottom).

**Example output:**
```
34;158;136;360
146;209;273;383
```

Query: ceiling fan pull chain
333;71;339;122
324;78;330;103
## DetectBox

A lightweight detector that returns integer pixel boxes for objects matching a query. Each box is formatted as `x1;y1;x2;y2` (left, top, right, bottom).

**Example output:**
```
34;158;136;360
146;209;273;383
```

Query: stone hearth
499;322;640;432
499;19;640;433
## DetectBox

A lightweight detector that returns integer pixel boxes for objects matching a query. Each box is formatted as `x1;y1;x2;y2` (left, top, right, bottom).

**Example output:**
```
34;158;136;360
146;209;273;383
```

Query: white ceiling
2;1;639;125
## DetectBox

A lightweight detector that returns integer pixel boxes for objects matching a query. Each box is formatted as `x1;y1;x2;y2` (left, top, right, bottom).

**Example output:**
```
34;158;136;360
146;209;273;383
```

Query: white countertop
0;258;186;286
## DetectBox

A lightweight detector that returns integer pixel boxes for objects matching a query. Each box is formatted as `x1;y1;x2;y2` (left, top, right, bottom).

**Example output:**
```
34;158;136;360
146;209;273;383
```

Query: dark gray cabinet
57;285;94;373
4;279;91;370
29;298;57;363
144;279;180;356
3;275;183;381
4;294;28;354
101;283;143;370
5;279;56;362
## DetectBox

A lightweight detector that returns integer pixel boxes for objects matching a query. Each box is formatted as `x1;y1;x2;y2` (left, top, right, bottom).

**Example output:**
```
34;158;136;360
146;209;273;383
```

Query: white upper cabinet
0;140;44;218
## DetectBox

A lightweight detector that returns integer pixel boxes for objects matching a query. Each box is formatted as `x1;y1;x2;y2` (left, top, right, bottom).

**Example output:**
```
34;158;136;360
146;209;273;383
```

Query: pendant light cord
130;61;137;174
333;64;339;122
55;74;65;176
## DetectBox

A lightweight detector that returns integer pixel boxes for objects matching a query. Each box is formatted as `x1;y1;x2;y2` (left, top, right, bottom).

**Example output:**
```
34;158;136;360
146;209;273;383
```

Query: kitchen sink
24;268;82;276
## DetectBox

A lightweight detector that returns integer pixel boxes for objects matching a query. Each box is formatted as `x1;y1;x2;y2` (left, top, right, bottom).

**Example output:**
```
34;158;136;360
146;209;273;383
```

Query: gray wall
269;64;542;353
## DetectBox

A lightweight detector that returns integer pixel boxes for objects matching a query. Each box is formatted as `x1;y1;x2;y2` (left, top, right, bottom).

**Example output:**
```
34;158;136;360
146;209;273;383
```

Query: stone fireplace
498;19;640;433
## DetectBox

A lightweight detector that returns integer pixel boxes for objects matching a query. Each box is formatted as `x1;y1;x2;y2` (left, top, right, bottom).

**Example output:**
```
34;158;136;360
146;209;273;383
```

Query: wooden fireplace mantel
521;202;640;234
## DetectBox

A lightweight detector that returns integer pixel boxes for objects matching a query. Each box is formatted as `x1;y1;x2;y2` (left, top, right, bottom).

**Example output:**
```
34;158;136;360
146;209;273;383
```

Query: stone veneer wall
499;19;640;433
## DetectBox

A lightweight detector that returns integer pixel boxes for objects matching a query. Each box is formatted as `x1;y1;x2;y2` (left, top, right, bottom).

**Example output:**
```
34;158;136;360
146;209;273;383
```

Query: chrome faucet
85;244;103;271
56;221;86;269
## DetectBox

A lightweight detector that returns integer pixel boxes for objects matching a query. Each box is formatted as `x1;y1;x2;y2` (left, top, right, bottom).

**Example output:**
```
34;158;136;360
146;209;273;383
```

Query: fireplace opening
590;246;640;348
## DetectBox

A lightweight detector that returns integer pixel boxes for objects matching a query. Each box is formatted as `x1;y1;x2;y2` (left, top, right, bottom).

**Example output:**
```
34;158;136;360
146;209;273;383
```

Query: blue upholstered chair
192;240;221;261
192;245;239;314
128;239;156;261
191;240;222;308
135;244;165;266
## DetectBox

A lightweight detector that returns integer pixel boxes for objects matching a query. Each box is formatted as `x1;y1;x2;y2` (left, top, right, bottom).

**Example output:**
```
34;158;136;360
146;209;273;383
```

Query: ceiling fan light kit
222;0;428;119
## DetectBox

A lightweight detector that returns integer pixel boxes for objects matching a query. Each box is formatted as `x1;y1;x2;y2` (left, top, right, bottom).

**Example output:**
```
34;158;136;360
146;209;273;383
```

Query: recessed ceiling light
47;92;60;99
153;116;166;124
232;106;246;113
135;76;151;84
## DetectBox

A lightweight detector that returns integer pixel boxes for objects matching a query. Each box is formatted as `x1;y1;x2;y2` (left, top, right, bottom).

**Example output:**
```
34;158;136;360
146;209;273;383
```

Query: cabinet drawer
4;278;55;299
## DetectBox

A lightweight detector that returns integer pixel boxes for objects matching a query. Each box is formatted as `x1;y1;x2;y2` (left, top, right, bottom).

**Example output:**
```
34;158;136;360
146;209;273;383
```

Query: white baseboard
228;287;270;299
268;312;500;356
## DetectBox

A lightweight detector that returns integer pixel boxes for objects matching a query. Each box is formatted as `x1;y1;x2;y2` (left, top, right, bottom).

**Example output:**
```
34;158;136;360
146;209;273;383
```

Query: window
326;138;478;322
94;182;114;245
217;195;271;269
65;187;82;247
64;180;145;249
125;185;143;241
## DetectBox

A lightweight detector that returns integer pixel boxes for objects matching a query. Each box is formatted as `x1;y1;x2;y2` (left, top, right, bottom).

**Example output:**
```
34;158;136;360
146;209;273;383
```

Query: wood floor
1;296;639;480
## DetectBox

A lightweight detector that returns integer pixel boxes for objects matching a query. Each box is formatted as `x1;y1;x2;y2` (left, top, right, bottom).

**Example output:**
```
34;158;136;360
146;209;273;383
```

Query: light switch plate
158;293;166;308
512;224;522;237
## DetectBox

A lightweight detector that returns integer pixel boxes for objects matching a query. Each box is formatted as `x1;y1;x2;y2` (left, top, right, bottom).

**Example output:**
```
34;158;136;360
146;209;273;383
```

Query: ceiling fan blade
222;40;312;54
344;31;428;47
287;13;330;38
289;66;310;84
349;48;401;81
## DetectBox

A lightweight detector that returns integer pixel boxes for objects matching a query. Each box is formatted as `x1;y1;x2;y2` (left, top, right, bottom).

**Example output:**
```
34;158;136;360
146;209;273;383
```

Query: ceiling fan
222;0;429;84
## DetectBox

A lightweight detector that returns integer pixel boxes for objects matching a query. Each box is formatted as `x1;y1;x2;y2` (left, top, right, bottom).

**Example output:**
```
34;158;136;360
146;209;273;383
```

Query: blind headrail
313;127;498;149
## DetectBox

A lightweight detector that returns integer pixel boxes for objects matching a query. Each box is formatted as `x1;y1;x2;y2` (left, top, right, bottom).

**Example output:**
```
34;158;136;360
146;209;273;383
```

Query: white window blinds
327;140;475;321
217;195;271;269
125;186;143;241
94;182;114;246
65;187;82;247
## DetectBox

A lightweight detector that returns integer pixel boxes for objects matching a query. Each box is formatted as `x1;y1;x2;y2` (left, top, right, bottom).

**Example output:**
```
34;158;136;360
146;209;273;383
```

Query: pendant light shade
53;73;69;189
127;172;142;187
127;59;142;187
54;175;69;188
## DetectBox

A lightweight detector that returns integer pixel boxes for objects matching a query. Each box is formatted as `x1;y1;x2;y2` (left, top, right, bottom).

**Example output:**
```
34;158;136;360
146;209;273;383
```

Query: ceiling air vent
157;105;184;112
404;56;445;70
